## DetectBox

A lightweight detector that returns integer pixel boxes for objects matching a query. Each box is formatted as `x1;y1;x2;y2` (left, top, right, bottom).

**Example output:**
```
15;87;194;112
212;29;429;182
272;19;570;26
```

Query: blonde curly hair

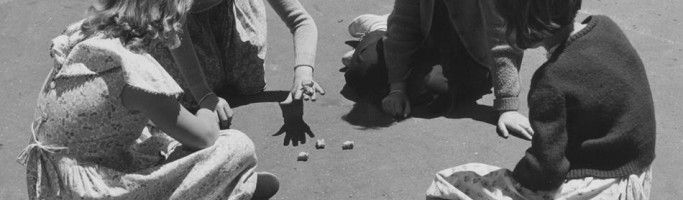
80;0;194;51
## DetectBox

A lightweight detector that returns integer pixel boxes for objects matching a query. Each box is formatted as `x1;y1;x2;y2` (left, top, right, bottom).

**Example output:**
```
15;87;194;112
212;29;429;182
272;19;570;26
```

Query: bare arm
121;85;218;150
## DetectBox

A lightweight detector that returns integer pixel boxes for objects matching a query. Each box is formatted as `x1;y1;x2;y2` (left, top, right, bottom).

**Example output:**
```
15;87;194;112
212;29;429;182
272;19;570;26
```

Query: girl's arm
121;85;219;150
484;0;530;139
268;0;325;102
512;82;570;191
381;0;422;117
170;25;233;128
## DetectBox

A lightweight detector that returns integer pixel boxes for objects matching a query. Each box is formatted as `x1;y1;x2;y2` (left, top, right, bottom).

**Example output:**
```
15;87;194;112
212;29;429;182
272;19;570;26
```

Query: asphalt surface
1;0;682;199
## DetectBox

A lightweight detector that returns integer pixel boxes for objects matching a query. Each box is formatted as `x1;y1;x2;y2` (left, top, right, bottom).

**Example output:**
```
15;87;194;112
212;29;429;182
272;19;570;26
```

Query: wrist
198;92;216;105
189;84;214;102
198;92;219;111
294;65;314;77
498;110;514;116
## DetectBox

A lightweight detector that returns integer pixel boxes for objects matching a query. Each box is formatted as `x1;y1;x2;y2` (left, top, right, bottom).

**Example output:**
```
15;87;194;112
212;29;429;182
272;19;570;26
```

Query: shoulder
56;36;183;96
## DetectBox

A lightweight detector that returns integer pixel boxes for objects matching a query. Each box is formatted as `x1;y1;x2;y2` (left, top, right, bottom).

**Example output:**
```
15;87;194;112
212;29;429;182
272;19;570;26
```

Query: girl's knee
214;129;257;159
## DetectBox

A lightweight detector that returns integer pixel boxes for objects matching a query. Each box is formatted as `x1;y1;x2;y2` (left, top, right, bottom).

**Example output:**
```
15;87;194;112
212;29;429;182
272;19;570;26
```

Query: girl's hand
199;94;233;129
282;66;325;104
497;111;534;140
382;90;411;118
382;82;410;118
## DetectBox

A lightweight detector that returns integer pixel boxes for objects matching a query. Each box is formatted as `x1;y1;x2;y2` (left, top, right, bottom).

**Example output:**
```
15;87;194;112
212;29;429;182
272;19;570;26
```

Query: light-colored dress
17;23;258;200
425;163;652;200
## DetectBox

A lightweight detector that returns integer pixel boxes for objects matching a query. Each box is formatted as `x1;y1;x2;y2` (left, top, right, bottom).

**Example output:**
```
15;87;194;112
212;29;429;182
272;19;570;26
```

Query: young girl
342;0;534;140
425;0;656;199
148;0;325;128
17;0;278;199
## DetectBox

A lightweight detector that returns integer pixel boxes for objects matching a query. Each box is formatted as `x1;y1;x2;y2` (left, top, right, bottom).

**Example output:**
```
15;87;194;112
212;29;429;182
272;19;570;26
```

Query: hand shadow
273;99;315;146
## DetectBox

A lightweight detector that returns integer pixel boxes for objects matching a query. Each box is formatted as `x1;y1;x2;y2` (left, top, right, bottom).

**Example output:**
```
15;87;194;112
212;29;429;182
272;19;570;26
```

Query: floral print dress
149;0;269;108
425;163;652;200
17;23;258;200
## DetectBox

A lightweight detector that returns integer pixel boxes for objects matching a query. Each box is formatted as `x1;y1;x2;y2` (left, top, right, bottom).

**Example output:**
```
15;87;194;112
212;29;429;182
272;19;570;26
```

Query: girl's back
25;23;183;171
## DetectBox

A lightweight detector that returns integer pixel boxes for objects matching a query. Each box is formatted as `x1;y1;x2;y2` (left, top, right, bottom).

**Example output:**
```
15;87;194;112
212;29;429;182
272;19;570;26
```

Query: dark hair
80;0;194;52
495;0;582;49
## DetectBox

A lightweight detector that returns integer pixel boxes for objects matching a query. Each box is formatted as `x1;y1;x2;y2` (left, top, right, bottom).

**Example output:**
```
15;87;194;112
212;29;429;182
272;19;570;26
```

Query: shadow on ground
340;86;497;130
224;91;316;147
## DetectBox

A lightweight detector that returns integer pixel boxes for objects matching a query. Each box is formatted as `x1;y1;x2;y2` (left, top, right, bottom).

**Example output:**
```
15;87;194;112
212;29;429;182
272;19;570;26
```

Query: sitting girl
426;0;656;199
17;0;277;199
149;0;326;128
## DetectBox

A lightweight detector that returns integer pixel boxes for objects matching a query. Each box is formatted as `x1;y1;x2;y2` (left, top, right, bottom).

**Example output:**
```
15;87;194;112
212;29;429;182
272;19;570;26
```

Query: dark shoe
251;172;280;200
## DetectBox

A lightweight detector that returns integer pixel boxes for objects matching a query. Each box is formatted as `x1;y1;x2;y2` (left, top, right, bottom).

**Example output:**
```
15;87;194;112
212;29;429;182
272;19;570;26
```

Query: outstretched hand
282;66;325;105
496;111;534;140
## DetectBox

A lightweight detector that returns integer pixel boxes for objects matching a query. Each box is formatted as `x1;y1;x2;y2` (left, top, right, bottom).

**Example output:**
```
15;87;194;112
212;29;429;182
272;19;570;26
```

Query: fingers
300;81;319;101
509;124;533;141
523;125;535;136
309;82;324;102
222;106;233;129
273;125;286;136
217;108;228;127
402;100;411;118
293;85;304;101
382;100;400;116
381;93;410;117
497;120;510;139
310;91;317;102
382;100;392;115
314;83;325;95
391;100;401;117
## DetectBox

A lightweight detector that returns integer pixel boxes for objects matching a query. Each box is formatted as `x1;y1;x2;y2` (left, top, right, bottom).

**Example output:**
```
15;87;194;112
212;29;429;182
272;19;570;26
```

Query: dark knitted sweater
512;16;656;191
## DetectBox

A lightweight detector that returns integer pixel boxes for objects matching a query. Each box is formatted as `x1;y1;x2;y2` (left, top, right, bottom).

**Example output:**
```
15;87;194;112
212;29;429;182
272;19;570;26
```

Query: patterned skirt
149;0;268;108
24;129;258;199
426;163;652;200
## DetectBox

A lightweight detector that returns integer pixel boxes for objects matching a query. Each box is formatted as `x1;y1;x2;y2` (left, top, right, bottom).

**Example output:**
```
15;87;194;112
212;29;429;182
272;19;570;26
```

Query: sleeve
268;0;318;68
56;37;184;97
512;79;570;191
383;0;423;84
483;0;524;111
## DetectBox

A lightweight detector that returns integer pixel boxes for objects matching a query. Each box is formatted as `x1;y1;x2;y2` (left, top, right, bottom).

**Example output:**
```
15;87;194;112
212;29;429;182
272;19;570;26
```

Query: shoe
342;49;355;67
251;172;279;200
348;14;389;38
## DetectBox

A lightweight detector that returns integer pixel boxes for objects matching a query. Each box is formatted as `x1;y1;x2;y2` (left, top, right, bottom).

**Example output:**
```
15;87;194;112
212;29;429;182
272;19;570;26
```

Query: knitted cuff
294;53;316;69
494;97;519;111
